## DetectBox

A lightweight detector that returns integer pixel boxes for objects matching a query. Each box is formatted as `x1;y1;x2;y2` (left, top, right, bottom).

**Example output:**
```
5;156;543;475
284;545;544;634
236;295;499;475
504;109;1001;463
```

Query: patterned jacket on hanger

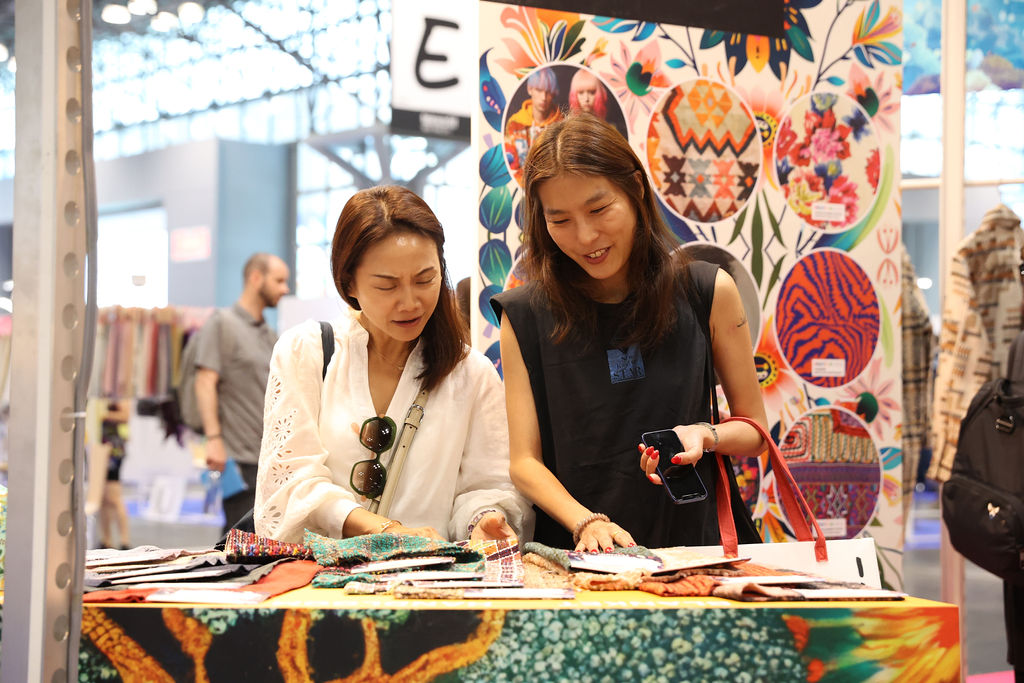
930;204;1024;482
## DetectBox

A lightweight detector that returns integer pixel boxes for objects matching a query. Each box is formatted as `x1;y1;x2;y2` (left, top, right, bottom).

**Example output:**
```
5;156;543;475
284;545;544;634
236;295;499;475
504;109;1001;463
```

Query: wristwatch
695;422;719;452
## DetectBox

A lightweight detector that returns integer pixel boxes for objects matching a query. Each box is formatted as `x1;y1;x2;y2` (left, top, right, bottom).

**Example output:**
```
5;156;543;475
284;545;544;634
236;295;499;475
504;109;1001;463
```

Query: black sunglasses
349;415;397;499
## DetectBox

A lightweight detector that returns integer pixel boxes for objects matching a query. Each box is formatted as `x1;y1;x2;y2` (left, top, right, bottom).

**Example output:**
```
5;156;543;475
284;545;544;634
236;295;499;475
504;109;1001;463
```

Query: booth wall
475;1;905;588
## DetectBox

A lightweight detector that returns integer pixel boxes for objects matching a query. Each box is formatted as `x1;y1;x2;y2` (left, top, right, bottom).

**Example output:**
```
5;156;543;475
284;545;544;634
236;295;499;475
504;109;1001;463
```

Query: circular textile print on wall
774;249;879;388
503;64;627;188
675;242;760;348
779;407;881;538
774;92;881;233
647;78;760;223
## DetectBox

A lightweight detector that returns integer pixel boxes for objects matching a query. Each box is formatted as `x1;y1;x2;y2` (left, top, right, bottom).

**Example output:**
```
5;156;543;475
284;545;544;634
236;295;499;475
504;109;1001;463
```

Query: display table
72;587;960;682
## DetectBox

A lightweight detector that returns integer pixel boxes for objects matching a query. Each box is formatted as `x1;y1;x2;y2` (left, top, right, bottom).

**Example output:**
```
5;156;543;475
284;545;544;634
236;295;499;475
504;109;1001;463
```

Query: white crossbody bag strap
369;388;429;516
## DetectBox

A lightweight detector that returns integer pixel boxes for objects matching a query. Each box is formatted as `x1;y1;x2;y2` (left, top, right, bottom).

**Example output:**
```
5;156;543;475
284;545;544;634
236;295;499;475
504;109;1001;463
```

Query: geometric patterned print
647;79;759;223
779;409;882;538
775;249;880;388
774;92;881;233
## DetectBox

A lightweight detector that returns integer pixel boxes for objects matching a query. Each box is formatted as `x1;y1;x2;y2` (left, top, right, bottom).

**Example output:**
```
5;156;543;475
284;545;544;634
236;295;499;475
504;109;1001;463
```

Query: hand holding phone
640;429;709;505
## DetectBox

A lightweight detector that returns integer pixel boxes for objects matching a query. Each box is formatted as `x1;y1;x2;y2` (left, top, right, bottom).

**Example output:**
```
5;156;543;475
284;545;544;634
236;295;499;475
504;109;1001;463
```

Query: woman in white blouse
254;185;532;543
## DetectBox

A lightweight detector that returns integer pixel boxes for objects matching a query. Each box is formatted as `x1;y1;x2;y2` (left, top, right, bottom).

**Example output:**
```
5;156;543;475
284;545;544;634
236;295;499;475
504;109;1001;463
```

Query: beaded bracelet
468;508;499;536
572;512;610;545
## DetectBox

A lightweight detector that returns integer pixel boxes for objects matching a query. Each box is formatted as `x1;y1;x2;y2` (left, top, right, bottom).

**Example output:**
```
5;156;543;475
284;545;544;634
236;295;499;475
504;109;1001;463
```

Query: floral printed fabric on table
75;600;960;682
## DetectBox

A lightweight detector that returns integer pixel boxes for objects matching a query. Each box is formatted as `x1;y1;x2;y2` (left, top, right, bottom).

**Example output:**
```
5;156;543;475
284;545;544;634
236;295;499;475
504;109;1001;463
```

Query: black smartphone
641;429;709;505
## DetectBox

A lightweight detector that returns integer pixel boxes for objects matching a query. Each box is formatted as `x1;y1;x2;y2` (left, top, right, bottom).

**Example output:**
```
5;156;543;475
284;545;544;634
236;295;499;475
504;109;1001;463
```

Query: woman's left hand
470;511;516;542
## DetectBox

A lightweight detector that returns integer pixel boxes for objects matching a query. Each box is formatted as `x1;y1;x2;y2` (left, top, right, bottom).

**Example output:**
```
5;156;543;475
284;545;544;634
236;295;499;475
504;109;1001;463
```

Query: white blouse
254;313;532;543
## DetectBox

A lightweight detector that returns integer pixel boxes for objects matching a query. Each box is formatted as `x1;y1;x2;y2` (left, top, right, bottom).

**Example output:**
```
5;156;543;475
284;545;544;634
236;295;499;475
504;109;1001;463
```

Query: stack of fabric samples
303;530;574;599
83;543;319;604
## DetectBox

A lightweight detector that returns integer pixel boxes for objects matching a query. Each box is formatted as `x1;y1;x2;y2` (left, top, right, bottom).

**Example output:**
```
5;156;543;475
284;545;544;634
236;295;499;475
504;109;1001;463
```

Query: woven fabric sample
304;530;483;567
647;78;760;223
225;528;313;561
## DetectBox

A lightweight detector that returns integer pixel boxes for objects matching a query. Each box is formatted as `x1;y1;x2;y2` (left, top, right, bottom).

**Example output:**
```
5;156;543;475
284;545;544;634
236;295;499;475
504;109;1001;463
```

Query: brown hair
330;185;468;391
522;113;688;347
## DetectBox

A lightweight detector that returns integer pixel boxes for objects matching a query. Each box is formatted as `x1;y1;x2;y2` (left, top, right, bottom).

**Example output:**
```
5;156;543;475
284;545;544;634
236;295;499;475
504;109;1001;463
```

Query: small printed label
816;518;848;539
811;358;846;377
811;201;847;223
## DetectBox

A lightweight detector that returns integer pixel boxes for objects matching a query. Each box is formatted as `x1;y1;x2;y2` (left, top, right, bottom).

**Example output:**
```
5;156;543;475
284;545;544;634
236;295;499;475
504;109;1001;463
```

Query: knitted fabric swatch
521;541;657;571
225;529;313;562
312;567;385;589
304;530;483;567
522;553;573;590
638;574;719;597
571;569;647;591
711;582;804;601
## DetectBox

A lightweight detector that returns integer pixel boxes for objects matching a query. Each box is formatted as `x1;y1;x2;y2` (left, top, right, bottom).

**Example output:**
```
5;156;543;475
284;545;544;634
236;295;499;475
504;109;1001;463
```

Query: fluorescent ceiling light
177;1;205;26
101;3;132;24
128;0;158;15
0;297;12;313
151;11;179;32
0;44;8;63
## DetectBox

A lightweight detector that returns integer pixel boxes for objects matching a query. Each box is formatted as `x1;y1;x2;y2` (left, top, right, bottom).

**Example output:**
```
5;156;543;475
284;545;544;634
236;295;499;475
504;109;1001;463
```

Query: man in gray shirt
194;253;290;534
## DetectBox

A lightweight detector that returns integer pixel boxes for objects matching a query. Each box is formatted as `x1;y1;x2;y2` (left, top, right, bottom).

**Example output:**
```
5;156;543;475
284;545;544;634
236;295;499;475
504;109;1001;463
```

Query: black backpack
942;347;1024;584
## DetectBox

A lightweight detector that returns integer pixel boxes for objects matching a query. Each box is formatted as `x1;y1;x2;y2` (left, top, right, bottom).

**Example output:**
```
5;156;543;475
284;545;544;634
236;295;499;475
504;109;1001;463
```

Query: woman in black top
492;114;768;552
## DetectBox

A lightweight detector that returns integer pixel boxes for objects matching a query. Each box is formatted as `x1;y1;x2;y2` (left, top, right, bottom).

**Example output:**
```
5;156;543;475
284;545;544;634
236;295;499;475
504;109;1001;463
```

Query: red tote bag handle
714;416;828;562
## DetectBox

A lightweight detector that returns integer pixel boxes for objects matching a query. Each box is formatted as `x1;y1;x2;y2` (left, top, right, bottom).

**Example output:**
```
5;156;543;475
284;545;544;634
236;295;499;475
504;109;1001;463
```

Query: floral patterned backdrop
474;0;905;589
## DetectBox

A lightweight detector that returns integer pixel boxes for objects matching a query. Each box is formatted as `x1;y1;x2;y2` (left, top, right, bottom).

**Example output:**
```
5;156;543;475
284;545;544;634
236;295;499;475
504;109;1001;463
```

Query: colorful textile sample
779;409;881;537
648;78;760;223
774;249;880;388
225;528;313;562
304;530;483;567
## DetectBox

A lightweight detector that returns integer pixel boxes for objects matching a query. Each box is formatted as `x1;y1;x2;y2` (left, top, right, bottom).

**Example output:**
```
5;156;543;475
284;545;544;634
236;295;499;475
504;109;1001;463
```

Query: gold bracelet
378;519;401;534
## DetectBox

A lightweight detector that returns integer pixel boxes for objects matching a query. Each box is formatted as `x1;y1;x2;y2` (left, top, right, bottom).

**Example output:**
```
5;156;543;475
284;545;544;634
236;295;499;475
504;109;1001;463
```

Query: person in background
493;114;767;552
195;253;290;535
568;69;608;119
254;185;531;543
505;67;563;184
99;400;132;549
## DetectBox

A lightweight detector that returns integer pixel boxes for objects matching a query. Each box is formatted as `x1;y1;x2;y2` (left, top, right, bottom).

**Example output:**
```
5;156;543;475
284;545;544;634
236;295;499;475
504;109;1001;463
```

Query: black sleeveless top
492;260;761;549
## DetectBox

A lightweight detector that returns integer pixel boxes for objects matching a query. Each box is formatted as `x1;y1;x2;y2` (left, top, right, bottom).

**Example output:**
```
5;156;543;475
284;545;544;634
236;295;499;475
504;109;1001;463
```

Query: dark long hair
522;113;688;347
330;185;468;391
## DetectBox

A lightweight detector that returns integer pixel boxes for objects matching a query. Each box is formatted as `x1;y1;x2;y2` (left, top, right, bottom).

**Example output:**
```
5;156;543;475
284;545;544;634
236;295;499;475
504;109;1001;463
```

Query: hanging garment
900;246;934;516
930;204;1024;482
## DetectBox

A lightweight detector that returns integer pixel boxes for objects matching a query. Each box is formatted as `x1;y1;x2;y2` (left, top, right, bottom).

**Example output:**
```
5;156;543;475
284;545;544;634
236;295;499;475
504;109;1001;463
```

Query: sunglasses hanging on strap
349;391;430;515
371;389;429;517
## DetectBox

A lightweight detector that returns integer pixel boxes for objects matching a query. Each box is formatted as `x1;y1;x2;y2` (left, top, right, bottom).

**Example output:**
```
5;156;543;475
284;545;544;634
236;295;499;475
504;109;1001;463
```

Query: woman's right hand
575;517;635;553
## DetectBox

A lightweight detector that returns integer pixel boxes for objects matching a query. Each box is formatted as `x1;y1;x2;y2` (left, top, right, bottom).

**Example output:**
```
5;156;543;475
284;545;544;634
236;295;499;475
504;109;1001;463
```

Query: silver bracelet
572;512;610;545
695;422;719;452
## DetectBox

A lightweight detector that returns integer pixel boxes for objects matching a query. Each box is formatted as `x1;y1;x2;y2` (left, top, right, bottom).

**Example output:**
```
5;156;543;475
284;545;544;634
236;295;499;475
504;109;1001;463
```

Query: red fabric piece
83;588;158;603
238;559;319;597
82;560;320;604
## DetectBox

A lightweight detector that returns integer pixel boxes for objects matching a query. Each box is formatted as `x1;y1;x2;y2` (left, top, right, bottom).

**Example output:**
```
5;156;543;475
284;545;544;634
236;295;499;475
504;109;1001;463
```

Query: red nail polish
604;547;612;552
638;444;645;453
653;450;660;458
628;543;636;547
671;455;682;464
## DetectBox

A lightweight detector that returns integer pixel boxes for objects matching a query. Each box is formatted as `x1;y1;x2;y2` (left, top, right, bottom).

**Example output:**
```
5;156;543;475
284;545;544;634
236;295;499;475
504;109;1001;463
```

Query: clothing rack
89;305;213;401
